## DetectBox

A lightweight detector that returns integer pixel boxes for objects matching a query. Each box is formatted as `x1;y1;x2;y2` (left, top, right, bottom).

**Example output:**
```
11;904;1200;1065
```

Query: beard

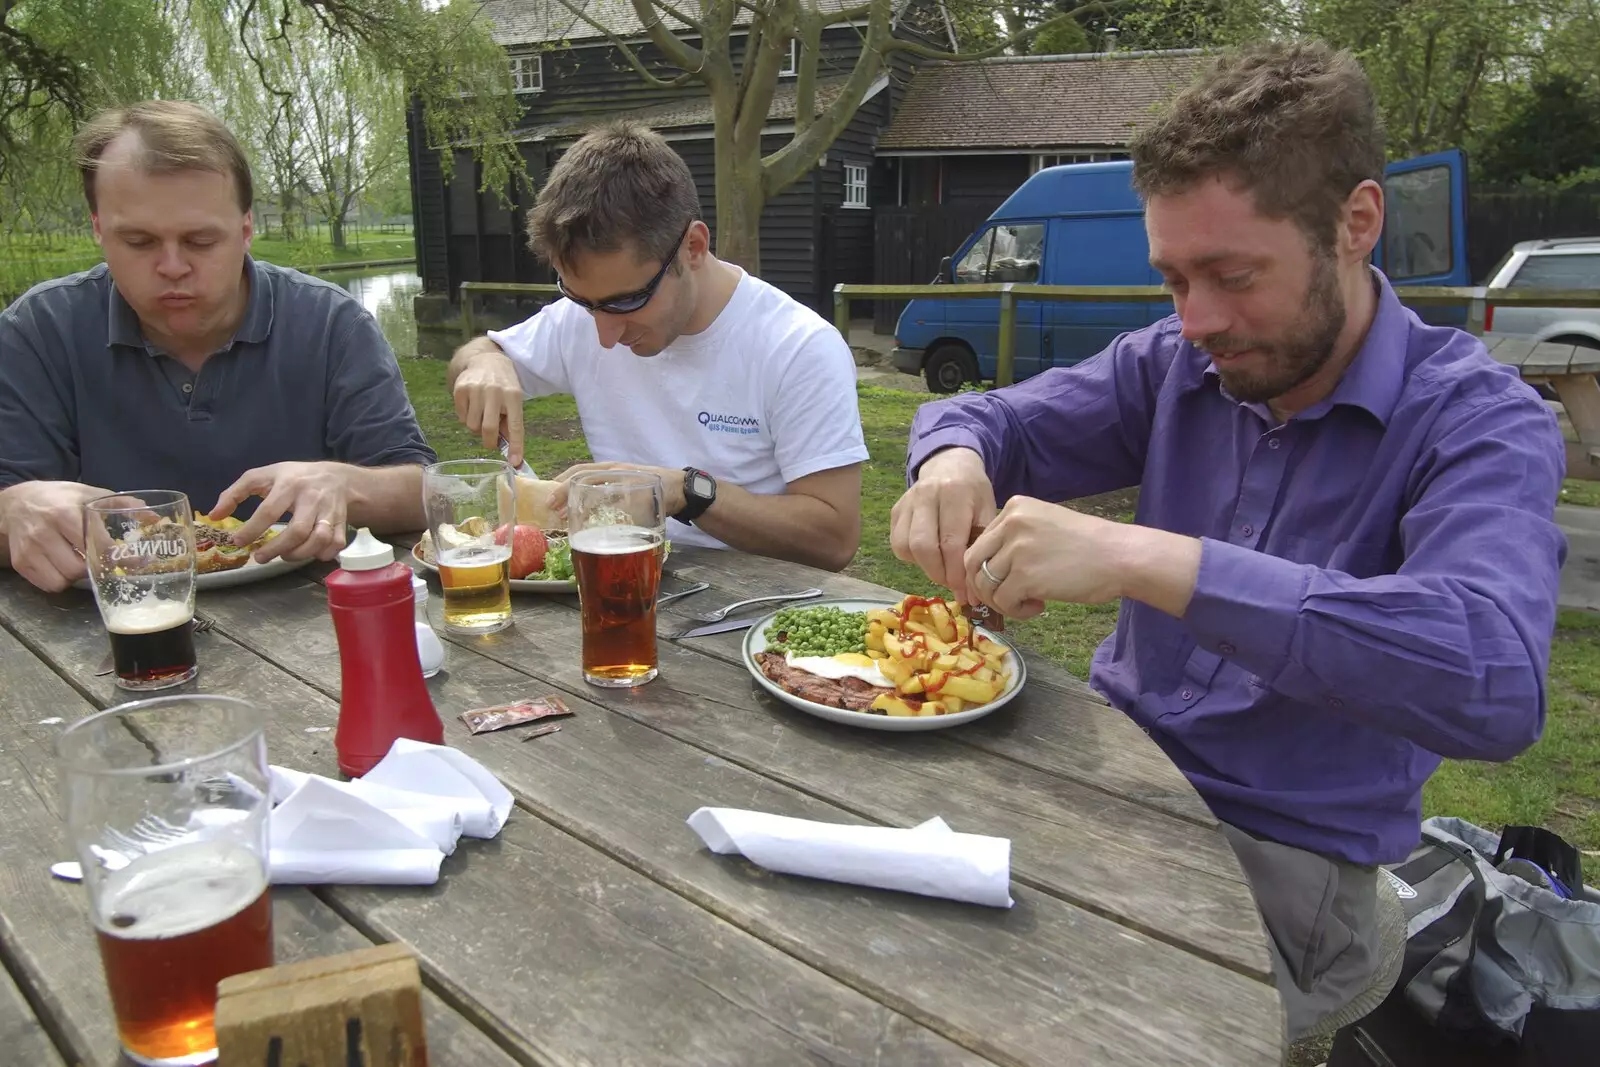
1200;253;1347;404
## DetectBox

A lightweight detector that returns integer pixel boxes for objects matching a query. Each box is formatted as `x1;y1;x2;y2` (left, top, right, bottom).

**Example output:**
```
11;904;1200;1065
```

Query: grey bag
1381;816;1600;1044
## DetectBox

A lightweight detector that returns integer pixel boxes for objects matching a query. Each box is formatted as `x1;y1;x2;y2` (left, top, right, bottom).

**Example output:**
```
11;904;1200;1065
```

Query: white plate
741;597;1026;732
73;524;311;591
411;540;577;594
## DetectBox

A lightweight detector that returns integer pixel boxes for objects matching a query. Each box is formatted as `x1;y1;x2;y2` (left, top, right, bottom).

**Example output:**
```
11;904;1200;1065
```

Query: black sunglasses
556;220;694;315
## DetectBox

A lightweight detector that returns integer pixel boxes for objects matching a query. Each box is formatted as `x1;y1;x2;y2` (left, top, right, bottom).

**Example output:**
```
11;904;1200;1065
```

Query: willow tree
0;0;525;232
550;0;1110;273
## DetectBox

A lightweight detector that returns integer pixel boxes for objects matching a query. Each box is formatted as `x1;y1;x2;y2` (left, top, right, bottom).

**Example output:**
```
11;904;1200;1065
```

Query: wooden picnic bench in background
1482;332;1600;480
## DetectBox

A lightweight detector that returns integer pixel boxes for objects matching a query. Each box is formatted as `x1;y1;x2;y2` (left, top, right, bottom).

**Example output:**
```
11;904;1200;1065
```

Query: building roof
481;0;871;46
877;50;1209;152
510;74;866;141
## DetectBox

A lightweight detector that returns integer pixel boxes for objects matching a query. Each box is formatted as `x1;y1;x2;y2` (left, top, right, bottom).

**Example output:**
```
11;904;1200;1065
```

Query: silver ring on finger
980;558;1005;587
315;518;335;530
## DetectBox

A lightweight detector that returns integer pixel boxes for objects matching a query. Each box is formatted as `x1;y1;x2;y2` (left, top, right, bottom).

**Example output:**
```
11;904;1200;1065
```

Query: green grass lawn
400;358;1600;850
0;229;414;307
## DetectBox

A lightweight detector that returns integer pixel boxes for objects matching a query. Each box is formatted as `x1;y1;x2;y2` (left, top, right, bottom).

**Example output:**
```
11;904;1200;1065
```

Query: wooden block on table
215;942;429;1066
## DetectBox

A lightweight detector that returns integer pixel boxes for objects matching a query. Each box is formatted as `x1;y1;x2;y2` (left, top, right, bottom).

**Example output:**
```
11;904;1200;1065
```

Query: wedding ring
314;518;334;529
980;559;1004;587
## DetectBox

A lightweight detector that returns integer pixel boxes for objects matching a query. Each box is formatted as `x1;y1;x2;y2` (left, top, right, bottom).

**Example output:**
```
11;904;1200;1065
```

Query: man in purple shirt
893;42;1566;1038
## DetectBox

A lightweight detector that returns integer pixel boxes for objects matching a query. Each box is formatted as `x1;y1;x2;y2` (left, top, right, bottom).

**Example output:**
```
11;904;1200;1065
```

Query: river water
325;267;433;359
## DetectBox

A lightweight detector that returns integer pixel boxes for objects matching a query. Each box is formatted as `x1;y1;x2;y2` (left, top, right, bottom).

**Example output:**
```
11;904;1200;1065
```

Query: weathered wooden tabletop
0;544;1284;1066
1485;331;1600;479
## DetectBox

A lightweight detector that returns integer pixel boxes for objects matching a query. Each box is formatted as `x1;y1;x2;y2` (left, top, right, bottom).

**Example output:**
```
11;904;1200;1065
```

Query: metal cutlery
667;615;767;640
687;588;823;623
94;613;215;677
655;581;709;607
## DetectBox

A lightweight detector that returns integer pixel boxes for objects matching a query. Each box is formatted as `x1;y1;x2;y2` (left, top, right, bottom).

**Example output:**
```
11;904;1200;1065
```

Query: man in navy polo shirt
0;101;435;592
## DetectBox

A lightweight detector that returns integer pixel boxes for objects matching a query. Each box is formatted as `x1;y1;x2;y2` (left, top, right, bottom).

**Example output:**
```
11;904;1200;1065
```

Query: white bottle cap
337;527;394;571
412;574;429;602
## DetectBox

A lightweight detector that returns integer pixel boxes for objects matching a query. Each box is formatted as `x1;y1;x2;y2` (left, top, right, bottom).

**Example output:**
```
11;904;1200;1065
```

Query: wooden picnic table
1484;331;1600;479
0;543;1285;1066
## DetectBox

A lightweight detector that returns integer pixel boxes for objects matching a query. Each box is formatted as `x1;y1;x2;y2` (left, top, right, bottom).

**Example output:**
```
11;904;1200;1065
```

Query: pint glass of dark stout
84;490;198;690
56;695;273;1065
568;470;665;687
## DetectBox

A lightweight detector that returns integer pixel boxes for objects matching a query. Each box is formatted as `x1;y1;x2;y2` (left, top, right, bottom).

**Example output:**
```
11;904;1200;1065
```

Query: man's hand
963;497;1203;620
552;462;687;520
0;481;117;592
450;339;527;466
889;447;996;603
210;462;351;564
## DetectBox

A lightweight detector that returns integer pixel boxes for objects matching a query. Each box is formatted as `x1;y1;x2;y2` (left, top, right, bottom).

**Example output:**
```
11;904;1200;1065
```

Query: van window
1510;253;1600;290
953;223;1044;284
1384;165;1453;280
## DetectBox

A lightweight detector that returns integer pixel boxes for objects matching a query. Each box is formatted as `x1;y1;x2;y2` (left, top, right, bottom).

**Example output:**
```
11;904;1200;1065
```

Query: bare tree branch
548;0;704;88
880;1;1121;60
627;0;708;74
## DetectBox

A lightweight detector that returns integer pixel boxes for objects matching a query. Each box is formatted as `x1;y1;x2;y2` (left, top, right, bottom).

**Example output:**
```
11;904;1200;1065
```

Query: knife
667;615;765;640
499;436;537;477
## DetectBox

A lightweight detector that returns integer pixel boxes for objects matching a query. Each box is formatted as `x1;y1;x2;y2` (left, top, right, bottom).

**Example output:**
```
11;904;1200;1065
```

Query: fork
656;581;709;607
94;613;216;677
688;588;824;623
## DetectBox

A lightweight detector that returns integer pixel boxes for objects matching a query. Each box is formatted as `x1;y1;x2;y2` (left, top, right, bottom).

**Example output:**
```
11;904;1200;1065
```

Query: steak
754;651;899;713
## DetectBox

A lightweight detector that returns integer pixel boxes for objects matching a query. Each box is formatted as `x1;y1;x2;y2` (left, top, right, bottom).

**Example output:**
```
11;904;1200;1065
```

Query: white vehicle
1486;238;1600;349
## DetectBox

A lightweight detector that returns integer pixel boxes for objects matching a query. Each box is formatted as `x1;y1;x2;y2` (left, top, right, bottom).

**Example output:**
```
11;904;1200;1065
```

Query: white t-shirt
487;270;869;549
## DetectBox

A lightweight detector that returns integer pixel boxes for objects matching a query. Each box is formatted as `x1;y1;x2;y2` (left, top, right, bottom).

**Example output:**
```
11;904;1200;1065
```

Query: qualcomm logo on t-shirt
698;411;761;436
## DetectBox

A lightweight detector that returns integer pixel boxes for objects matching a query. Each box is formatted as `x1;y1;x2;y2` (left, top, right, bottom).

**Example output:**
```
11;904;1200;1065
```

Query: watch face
690;471;715;497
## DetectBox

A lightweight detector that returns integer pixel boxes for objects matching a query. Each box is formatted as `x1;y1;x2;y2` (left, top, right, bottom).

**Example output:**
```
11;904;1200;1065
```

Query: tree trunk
713;129;766;274
330;215;346;251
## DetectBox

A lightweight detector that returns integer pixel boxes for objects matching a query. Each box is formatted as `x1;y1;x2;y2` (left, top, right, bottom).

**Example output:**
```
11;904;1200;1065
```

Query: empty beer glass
422;459;516;635
84;490;199;690
57;695;273;1065
568;470;665;687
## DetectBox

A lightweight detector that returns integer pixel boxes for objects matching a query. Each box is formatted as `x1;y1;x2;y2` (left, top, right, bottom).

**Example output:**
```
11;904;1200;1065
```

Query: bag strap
1493;825;1583;897
1412;830;1497;1036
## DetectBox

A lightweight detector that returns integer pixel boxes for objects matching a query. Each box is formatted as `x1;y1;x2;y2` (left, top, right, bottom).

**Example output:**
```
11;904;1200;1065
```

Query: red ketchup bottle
326;528;443;777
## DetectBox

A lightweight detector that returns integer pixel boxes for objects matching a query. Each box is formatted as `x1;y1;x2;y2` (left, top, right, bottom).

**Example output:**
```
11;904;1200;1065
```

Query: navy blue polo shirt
0;258;436;518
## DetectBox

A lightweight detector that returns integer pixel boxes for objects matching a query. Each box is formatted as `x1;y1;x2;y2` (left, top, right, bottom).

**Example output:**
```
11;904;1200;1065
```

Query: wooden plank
0;582;1000;1067
182;578;1284;1067
1488;334;1538;369
1568;349;1600;375
1554;374;1600;467
0;623;520;1067
0;961;64;1067
1524;342;1579;378
653;546;1218;825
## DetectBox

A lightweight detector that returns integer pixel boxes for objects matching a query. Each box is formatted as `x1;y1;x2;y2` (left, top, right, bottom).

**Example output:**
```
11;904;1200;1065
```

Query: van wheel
924;345;978;393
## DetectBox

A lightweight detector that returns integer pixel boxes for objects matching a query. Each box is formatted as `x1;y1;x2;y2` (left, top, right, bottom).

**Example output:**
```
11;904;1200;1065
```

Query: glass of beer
56;694;273;1065
568;470;665;687
84;490;199;690
423;458;515;635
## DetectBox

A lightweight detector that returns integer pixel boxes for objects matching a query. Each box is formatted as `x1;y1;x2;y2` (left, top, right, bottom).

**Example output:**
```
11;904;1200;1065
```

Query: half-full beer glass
85;490;199;690
423;459;515;635
569;470;665;687
57;695;273;1065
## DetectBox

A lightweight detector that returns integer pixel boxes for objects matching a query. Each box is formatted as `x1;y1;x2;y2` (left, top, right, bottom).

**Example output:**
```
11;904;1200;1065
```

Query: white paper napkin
266;739;512;886
687;808;1014;908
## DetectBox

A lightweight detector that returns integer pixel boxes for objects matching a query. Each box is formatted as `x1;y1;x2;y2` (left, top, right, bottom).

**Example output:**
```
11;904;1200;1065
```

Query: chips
863;596;1013;716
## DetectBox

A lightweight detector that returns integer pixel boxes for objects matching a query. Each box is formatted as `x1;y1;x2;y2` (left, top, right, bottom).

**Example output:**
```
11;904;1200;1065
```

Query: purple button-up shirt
907;275;1567;864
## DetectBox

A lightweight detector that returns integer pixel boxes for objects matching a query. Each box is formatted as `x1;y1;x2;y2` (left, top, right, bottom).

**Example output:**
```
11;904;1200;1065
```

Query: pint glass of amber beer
568;470;665;687
423;459;516;635
57;695;273;1065
84;490;199;691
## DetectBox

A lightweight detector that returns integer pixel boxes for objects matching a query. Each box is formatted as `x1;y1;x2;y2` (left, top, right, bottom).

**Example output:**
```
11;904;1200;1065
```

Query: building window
510;52;543;93
1031;151;1127;172
843;163;868;209
780;39;798;77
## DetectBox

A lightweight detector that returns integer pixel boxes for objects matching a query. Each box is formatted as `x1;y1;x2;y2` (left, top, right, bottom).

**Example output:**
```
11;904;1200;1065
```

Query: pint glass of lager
57;695;273;1066
568;470;665;687
423;459;516;635
84;490;199;691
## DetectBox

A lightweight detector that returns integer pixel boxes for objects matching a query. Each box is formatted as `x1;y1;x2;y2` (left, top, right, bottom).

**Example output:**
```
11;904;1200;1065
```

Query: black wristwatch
675;467;717;524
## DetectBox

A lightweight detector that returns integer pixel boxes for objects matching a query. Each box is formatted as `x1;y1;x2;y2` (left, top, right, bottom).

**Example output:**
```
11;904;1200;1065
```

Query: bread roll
515;476;564;531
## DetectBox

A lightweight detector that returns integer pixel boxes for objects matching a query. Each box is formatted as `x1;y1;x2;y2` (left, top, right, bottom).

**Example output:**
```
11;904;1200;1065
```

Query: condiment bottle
965;524;1005;632
326;528;443;777
412;574;445;679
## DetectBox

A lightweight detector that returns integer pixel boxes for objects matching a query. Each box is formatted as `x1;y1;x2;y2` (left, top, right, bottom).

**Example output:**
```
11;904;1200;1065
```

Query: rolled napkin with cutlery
687;807;1014;908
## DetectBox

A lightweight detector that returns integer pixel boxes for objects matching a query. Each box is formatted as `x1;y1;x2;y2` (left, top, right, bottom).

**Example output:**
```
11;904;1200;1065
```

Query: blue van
890;149;1472;392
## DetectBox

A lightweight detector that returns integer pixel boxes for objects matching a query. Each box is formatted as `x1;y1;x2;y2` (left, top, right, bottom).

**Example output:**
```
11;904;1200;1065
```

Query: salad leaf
536;539;574;582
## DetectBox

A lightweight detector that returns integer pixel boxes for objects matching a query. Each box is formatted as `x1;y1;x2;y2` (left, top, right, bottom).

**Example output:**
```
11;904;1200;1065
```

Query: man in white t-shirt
448;121;867;571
